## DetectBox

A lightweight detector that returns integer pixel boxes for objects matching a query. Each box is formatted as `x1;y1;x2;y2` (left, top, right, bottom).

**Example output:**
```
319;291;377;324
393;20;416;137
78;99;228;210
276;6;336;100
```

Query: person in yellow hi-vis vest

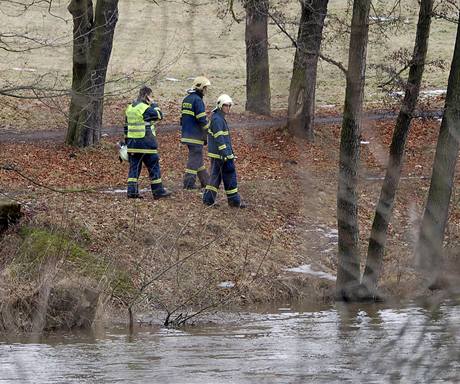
124;86;171;199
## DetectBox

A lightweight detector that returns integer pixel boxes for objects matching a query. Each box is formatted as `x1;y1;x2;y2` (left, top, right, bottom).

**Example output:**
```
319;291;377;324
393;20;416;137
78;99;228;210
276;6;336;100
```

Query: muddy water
1;302;459;383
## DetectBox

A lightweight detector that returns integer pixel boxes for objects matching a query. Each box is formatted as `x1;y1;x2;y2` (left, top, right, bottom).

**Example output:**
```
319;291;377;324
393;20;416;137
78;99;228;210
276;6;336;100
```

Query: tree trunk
361;0;434;299
66;0;93;147
417;11;460;289
336;0;371;301
287;0;329;141
245;0;271;116
0;198;21;232
66;0;119;147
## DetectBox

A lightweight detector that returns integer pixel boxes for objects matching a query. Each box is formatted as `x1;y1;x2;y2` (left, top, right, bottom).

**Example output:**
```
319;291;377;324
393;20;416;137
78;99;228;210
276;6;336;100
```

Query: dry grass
0;0;456;125
2;115;458;323
1;0;459;326
0;126;328;323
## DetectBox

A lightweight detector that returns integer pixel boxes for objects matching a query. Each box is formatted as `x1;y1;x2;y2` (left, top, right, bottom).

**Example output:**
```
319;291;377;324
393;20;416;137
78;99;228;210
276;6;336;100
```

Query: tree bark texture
417;11;460;288
361;0;434;299
245;0;271;116
336;0;371;301
0;198;21;231
287;0;329;141
66;0;119;147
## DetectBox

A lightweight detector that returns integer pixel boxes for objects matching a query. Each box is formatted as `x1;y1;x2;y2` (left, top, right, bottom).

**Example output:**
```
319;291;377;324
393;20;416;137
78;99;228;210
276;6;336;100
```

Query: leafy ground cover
1;105;459;324
1;0;459;328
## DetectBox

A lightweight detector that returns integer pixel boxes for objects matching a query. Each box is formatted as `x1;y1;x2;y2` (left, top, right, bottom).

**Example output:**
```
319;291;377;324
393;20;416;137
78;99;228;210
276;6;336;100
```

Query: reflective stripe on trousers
183;144;209;188
202;159;240;205
127;153;165;196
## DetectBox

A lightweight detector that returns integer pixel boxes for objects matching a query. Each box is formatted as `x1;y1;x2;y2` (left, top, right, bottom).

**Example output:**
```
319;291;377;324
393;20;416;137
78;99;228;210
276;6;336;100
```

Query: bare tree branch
268;8;347;75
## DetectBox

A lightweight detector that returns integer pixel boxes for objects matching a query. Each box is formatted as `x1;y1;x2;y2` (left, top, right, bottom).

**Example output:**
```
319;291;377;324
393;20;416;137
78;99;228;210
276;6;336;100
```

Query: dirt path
0;117;285;143
0;110;442;143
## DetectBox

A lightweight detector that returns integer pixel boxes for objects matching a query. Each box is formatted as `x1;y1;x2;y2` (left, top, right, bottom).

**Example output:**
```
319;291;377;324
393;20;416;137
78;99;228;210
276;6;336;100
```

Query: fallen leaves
1;110;459;305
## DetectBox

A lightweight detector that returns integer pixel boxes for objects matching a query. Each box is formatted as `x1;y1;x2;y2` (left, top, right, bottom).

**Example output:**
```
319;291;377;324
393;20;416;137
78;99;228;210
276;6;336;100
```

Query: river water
1;301;459;383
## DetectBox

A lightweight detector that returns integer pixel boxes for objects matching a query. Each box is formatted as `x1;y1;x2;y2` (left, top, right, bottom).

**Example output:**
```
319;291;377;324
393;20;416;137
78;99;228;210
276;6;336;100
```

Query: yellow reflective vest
125;102;152;139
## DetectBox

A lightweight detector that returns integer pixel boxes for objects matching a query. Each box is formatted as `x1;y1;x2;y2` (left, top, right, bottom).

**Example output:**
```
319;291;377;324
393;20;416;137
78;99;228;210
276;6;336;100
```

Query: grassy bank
1;113;459;329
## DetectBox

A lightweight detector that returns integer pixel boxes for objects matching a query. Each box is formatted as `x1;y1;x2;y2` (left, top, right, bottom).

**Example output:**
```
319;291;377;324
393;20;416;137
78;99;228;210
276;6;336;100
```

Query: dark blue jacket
207;109;235;161
180;90;209;145
124;100;162;154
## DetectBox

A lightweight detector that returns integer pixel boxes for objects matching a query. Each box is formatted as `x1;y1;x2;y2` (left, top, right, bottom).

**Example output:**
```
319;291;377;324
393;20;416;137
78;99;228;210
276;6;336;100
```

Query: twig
170;234;275;327
1;164;98;194
267;10;347;75
128;235;221;309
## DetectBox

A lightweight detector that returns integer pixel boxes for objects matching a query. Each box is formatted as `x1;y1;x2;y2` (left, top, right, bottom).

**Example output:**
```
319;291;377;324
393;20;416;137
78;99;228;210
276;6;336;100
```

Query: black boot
153;188;172;200
197;169;210;189
228;201;247;209
183;174;197;190
127;194;144;199
127;183;141;199
204;201;219;207
184;184;199;190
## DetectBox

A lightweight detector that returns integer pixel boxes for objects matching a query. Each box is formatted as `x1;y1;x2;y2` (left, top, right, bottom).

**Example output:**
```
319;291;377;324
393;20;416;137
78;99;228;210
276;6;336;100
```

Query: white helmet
216;94;233;109
192;76;211;91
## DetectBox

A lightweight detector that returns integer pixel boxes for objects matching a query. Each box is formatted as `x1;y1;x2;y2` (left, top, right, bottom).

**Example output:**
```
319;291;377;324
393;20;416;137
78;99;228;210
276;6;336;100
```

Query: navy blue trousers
127;153;165;197
203;159;240;205
183;144;209;188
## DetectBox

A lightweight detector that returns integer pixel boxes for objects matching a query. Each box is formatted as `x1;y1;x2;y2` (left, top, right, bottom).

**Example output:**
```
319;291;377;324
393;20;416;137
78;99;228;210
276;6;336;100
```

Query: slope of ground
1;112;459;327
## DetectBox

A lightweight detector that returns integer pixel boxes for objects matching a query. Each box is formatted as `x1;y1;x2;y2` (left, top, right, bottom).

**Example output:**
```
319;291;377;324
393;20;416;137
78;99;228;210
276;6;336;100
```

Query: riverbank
1;111;459;331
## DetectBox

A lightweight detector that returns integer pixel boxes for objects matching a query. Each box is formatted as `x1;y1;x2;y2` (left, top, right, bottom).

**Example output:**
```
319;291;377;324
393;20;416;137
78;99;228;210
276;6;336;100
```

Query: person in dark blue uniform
180;76;211;189
203;94;246;208
124;86;171;199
